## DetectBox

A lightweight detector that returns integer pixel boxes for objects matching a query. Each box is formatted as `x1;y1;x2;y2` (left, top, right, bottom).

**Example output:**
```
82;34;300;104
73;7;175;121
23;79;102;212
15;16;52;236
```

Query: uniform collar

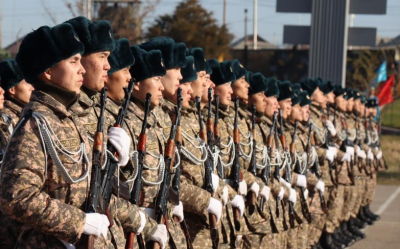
4;99;24;116
29;91;73;117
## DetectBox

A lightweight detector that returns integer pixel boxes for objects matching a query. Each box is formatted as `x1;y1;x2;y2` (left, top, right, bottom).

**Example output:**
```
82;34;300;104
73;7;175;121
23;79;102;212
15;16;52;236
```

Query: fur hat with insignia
16;23;84;83
205;60;213;75
291;83;302;92
300;78;320;96
181;56;198;84
0;59;24;91
248;72;266;96
360;94;366;104
320;80;334;94
129;45;166;82
277;81;294;101
65;16;115;55
108;38;135;75
366;98;378;108
344;88;354;100
299;91;312;107
291;91;302;106
231;59;248;81
352;89;361;100
264;77;280;97
208;59;236;86
188;47;207;72
140;37;187;69
333;85;345;97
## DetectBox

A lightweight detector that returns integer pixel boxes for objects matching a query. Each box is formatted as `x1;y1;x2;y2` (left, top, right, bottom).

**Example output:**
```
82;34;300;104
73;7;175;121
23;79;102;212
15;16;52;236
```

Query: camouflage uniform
124;97;187;249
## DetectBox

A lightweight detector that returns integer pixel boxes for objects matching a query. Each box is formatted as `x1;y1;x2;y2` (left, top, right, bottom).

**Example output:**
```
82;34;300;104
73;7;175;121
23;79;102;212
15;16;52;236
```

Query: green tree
146;0;234;59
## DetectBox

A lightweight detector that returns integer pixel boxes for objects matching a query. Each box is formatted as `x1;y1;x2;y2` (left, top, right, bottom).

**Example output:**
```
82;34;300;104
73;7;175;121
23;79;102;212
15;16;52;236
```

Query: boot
332;227;349;248
358;206;374;225
320;232;344;249
337;224;355;247
353;216;367;229
340;222;357;244
348;218;366;240
365;205;380;221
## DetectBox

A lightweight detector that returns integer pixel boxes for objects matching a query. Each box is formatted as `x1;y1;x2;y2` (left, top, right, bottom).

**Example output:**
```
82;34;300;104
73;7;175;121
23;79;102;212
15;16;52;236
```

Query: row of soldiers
0;16;386;249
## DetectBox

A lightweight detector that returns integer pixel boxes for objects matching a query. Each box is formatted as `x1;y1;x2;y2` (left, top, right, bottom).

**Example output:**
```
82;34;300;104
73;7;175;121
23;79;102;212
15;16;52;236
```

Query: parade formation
0;16;387;249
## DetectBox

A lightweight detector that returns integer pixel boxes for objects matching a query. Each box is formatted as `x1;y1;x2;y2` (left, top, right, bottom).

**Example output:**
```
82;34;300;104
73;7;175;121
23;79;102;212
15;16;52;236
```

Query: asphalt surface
351;185;400;249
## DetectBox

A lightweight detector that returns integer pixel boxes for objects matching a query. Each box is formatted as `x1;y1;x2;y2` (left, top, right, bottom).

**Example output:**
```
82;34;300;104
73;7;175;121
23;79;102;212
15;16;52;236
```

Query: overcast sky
2;0;400;48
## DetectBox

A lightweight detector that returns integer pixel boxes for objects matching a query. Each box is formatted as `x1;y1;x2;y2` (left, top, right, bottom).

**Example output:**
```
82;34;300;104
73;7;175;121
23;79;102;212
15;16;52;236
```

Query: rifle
230;97;242;231
86;87;107;249
247;104;257;215
126;93;151;249
153;90;183;249
324;104;337;185
101;79;136;223
308;123;328;214
196;96;219;248
212;90;224;179
339;117;356;185
277;109;295;229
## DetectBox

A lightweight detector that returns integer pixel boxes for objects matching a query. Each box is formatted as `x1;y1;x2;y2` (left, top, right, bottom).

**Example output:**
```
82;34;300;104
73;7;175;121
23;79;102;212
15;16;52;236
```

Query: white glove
238;180;247;195
341;151;351;162
325;120;337;136
83;213;109;239
304;189;309;199
222;186;229;205
296;175;307;188
172;201;184;223
211;173;220;193
325;148;335;163
59;240;76;249
249;182;260;197
376;150;383;160
289;188;297;205
278;187;285;200
280;178;292;189
108;127;131;166
207;197;222;222
357;149;366;159
329;146;337;157
230;195;245;217
316;180;325;194
367;149;374;160
260;186;270;202
149;224;168;249
346;146;355;158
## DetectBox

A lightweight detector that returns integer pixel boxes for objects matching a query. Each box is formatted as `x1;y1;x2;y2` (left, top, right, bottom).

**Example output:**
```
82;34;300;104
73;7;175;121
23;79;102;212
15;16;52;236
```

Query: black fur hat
291;91;302;106
129;45;166;82
181;56;198;84
248;72;266;96
231;59;248;81
0;59;24;91
108;38;135;75
300;78;320;96
333;85;345;98
277;81;294;101
264;77;280;97
208;59;236;86
320;80;334;94
188;47;207;72
299;91;312;107
65;16;115;55
16;23;84;83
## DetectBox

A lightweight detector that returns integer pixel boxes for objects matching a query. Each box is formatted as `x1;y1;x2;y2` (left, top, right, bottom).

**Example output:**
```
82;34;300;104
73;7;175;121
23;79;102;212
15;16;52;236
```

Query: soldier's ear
133;81;141;91
8;86;16;95
41;69;52;81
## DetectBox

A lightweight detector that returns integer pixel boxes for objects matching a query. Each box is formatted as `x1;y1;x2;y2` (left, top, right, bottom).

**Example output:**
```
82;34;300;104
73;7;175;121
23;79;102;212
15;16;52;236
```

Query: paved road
352;185;400;249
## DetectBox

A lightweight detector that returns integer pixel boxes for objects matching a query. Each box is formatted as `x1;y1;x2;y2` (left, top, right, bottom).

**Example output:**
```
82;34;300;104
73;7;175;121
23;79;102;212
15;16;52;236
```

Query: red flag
377;75;395;106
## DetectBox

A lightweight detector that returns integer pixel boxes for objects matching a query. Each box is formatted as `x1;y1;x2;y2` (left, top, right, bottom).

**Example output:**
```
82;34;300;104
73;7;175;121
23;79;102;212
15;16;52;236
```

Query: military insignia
204;58;207;62
60;138;81;149
109;31;112;38
357;92;360;96
230;67;233;72
344;92;347;96
192;63;195;70
289;87;292;92
294;93;298;97
239;63;243;68
74;34;80;42
161;60;164;67
306;95;310;99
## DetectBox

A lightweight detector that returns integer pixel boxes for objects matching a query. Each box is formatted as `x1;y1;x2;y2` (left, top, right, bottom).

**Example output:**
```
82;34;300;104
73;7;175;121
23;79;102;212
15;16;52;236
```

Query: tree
146;0;234;59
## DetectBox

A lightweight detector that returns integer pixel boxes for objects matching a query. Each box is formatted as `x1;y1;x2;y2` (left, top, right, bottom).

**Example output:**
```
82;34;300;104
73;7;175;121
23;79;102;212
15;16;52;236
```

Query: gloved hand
238;180;247;195
346;146;355;158
280;178;292;189
341;151;351;162
172;201;184;223
149;224;168;249
211;173;220;193
289;188;297;205
367;149;374;160
278;187;285;200
108;127;131;166
137;211;147;234
316;180;325;194
325;148;335;163
207;197;222;222
325;120;337;136
249;182;260;197
356;149;366;159
222;186;229;205
329;146;338;157
304;189;309;199
260;186;270;202
230;195;245;217
296;175;307;188
376;150;383;160
83;213;110;239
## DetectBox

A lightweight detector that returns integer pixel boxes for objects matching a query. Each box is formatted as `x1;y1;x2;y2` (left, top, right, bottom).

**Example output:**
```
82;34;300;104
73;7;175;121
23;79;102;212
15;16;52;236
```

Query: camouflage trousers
363;174;377;206
287;223;309;249
307;190;327;247
325;185;344;233
271;230;288;249
184;212;213;249
341;185;354;222
350;178;365;218
166;217;187;249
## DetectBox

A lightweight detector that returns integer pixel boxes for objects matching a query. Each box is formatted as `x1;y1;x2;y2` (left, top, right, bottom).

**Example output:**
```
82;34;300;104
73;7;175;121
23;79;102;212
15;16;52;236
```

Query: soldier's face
290;104;303;122
248;92;266;113
326;92;335;104
214;82;232;107
347;98;354;111
0;86;4;109
190;71;206;101
201;79;215;104
44;53;85;93
335;95;346;111
301;105;310;122
360;104;366;117
81;51;111;92
105;67;131;102
264;95;279;118
232;76;249;101
353;99;361;113
179;83;193;108
162;68;182;101
278;98;292;119
311;87;327;108
8;80;34;104
134;76;164;106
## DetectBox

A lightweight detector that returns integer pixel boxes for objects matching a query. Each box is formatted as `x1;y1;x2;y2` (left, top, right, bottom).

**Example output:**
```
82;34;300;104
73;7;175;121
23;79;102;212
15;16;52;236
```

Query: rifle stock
247;104;257;215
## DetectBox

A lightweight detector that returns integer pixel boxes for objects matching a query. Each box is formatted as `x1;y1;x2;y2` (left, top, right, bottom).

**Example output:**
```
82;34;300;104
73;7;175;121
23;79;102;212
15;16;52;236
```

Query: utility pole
0;0;2;49
244;8;248;68
87;0;92;20
223;0;227;26
253;0;258;50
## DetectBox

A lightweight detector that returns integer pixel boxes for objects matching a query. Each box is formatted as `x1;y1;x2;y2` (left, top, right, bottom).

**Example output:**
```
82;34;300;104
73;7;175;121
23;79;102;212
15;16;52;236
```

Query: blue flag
375;61;387;83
